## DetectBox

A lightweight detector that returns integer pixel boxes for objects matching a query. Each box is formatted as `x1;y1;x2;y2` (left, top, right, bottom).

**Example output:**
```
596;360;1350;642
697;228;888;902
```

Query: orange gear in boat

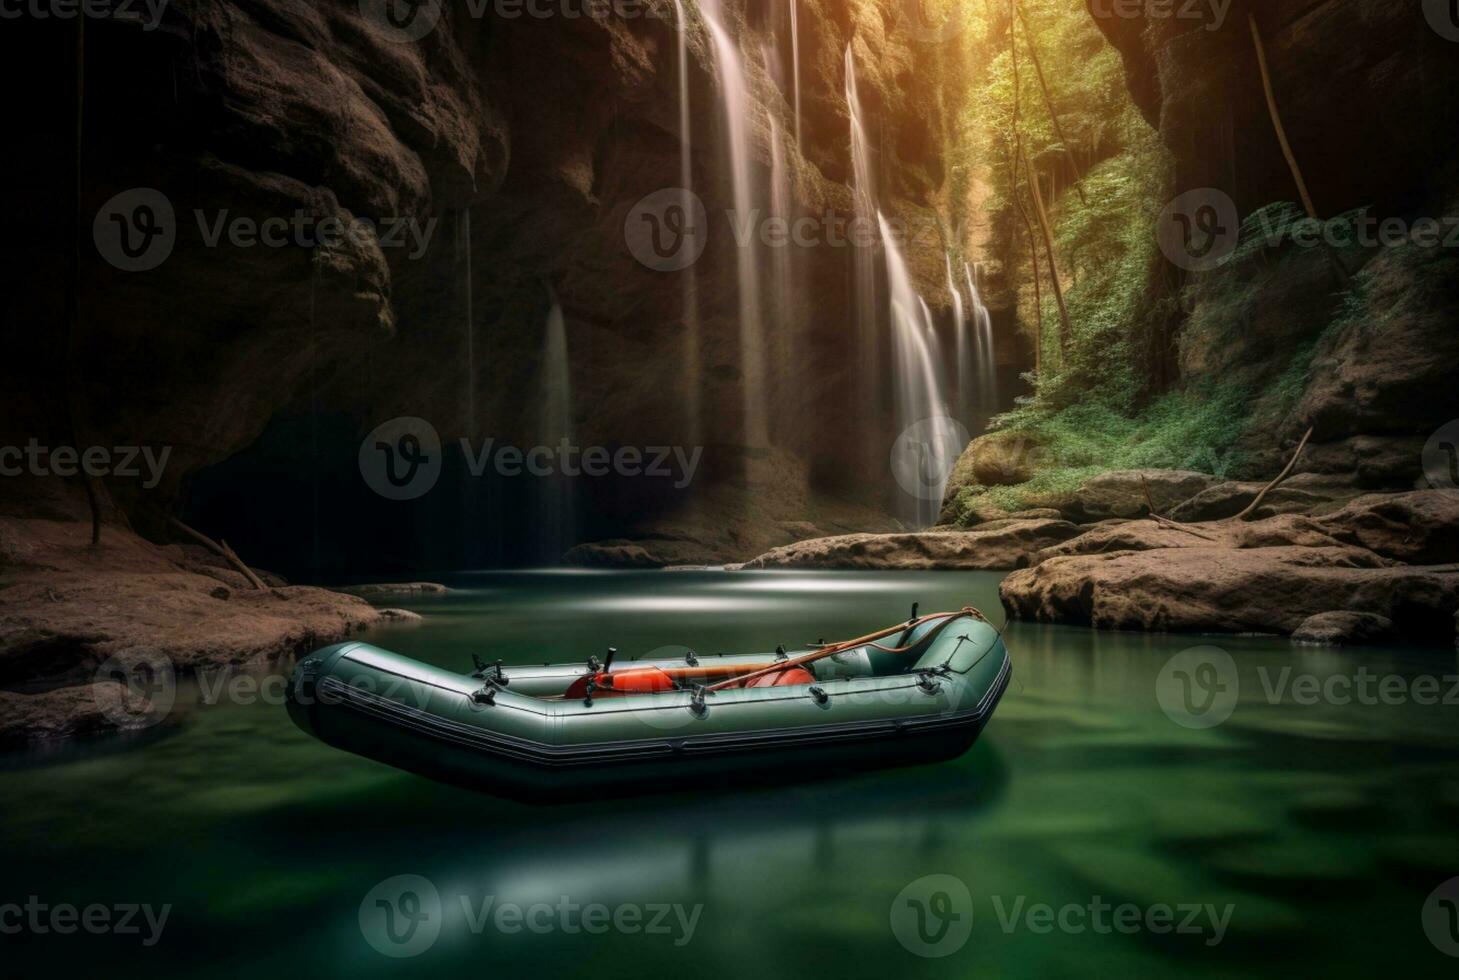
742;667;816;688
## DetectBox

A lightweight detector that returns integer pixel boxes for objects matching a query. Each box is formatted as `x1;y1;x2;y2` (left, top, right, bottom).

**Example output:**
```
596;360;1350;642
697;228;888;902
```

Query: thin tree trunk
1008;0;1044;378
1016;2;1086;205
1248;12;1315;219
1013;153;1044;378
1021;146;1073;358
1249;12;1348;283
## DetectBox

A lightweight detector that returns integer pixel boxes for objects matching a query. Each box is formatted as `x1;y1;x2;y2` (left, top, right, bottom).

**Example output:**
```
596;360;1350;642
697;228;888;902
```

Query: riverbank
0;515;429;745
737;483;1459;647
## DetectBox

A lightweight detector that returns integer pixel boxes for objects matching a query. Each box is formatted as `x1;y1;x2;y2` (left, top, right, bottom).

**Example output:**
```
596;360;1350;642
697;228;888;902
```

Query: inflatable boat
286;605;1011;801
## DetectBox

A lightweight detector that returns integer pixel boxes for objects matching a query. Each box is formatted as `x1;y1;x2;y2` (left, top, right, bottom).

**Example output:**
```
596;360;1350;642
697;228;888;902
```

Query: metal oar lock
471;655;507;685
469;655;508;707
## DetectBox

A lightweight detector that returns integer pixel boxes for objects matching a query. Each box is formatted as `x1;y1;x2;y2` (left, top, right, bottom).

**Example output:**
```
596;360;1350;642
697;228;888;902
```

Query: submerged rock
736;520;1083;571
1290;612;1394;646
336;583;449;600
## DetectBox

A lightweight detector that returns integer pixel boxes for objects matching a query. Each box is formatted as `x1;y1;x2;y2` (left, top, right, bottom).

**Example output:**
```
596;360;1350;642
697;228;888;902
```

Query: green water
4;570;1458;977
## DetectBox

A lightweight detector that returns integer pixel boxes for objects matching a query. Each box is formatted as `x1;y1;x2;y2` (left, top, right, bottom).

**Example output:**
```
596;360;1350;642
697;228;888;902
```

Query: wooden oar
702;608;977;694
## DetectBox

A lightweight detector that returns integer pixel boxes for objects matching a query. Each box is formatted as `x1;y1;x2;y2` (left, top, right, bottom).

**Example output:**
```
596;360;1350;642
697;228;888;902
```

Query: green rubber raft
286;606;1011;802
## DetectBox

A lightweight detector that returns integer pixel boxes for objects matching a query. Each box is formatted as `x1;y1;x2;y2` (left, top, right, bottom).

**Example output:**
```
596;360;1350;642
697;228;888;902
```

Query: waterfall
946;254;972;427
881;214;956;527
539;296;576;562
763;43;795;400
789;0;802;149
844;45;880;404
847;47;957;526
673;0;701;447
965;261;997;416
701;0;768;449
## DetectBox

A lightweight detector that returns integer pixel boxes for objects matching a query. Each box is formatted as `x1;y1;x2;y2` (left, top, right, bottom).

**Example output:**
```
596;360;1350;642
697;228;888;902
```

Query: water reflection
3;570;1457;977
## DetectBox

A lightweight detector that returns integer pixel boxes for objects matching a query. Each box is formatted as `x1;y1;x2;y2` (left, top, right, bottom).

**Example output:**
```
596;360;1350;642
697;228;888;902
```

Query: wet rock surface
0;514;387;744
733;520;1083;571
1290;612;1395;646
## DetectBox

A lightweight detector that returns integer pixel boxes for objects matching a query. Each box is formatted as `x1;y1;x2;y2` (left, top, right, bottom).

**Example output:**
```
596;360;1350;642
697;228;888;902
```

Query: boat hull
286;614;1011;803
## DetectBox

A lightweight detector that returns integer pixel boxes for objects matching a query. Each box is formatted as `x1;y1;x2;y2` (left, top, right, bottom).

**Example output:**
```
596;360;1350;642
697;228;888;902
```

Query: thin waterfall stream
848;47;957;526
965;261;997;418
673;0;701;448
538;295;576;562
701;0;768;451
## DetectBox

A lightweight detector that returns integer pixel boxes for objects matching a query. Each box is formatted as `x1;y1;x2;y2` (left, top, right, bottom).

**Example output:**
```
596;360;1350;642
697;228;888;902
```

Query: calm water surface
4;570;1458;977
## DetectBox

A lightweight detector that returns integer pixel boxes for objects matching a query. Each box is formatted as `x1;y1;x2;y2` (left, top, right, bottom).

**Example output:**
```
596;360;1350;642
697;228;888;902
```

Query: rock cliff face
1090;0;1459;469
5;0;976;572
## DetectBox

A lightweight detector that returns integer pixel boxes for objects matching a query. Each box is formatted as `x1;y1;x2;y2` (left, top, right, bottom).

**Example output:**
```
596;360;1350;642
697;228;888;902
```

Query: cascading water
847;47;957;526
946;254;973;428
673;0;701;448
844;45;881;408
965;261;997;417
538;296;576;563
701;0;768;450
880;213;958;527
764;44;795;388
